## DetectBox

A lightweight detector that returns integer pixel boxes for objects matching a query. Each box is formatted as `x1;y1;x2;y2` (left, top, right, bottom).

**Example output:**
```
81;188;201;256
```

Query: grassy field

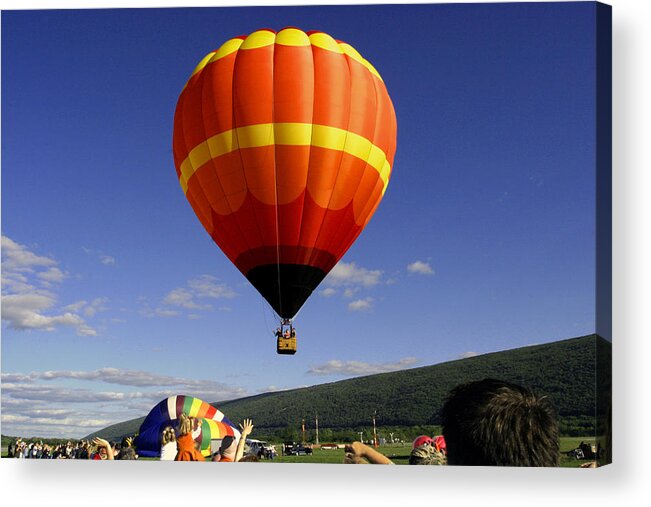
3;437;598;467
558;436;599;468
255;437;597;467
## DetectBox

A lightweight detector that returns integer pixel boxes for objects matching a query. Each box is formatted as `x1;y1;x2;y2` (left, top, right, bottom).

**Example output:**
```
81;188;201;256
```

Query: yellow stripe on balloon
205;418;219;436
379;160;392;197
311;124;346;151
240;29;276;50
276;28;311;47
274;122;312;145
308;32;343;54
189;397;202;417
212;38;244;61
338;43;383;82
179;123;391;194
189;51;217;79
185;31;383;92
308;33;383;82
182;38;245;90
236;123;275;148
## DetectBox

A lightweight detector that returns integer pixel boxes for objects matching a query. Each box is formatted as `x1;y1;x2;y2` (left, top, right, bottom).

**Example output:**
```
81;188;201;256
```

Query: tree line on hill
84;335;610;443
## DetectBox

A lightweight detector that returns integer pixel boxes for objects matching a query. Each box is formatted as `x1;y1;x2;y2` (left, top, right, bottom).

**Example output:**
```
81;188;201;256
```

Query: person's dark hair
239;454;260;462
441;378;559;467
219;436;236;454
116;446;137;460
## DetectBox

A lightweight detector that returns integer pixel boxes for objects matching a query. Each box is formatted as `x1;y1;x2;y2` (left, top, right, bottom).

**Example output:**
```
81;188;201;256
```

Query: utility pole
359;431;363;443
372;410;378;448
301;418;306;443
315;413;319;445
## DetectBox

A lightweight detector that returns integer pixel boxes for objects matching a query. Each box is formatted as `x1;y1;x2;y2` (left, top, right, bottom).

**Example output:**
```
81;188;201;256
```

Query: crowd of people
7;378;596;467
7;436;138;460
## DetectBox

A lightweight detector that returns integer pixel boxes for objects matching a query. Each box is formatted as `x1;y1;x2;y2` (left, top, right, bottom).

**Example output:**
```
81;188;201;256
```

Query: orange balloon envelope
173;28;397;319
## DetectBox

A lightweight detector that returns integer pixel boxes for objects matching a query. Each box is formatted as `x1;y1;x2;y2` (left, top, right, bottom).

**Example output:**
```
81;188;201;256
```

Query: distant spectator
174;414;205;461
91;437;114;460
214;436;237;462
234;418;253;462
115;437;138;460
78;441;90;460
412;435;434;448
116;446;137;460
409;444;447;465
160;426;178;461
441;378;559;466
433;435;447;455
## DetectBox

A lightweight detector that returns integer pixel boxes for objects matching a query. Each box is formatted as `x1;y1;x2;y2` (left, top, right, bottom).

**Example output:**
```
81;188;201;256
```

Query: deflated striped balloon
135;395;240;458
173;27;397;319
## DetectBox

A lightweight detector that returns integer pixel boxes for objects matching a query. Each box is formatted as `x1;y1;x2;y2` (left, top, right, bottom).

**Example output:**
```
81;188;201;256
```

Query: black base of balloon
246;264;327;319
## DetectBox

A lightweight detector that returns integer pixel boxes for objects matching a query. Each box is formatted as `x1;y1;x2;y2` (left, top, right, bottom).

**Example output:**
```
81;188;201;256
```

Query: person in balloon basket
175;414;205;461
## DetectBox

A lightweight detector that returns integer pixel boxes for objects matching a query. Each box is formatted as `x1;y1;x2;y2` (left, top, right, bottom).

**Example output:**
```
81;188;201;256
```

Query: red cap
433;435;447;453
412;435;434;449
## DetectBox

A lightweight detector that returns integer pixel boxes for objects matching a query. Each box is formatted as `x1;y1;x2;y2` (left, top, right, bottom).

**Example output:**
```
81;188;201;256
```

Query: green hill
85;334;610;441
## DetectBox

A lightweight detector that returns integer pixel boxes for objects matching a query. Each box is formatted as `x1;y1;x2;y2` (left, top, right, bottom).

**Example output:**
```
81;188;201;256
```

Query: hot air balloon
135;395;240;458
172;28;397;353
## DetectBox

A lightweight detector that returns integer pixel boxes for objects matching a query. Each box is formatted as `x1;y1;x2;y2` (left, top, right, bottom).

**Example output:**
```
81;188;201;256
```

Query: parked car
283;442;313;456
566;441;597;460
246;439;275;458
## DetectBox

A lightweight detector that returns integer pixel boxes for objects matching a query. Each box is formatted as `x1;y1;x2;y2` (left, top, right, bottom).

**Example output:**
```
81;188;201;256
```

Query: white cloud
1;368;250;437
348;297;373;312
64;298;109;318
163;287;210;310
37;267;67;283
83;298;109;317
255;385;290;394
156;308;180;317
82;247;116;266
321;262;383;310
150;275;237;317
1;294;97;336
457;351;479;359
2;367;248;392
0;392;136;439
307;357;419;376
2;235;101;336
1;236;56;272
325;261;382;288
188;275;237;299
64;300;87;313
100;255;116;265
407;260;434;275
343;288;359;298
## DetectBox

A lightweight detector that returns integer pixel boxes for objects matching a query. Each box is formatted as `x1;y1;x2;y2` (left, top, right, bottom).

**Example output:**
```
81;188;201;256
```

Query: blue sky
1;3;599;438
